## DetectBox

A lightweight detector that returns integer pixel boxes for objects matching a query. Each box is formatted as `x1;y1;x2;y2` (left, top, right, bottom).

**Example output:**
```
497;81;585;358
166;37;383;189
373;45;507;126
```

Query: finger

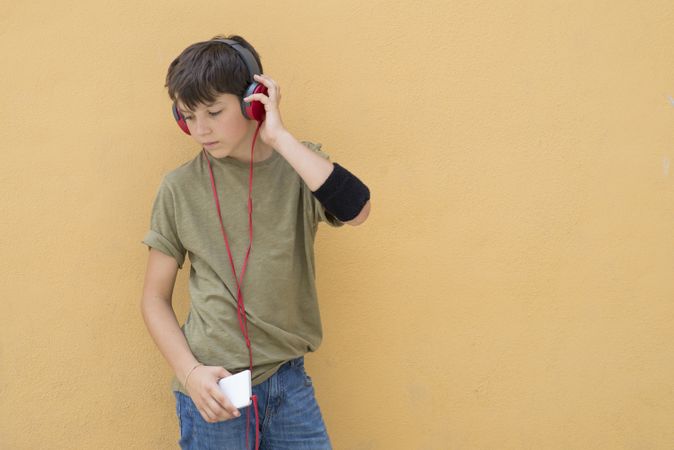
253;74;279;98
197;393;224;423
253;74;271;89
210;386;240;418
198;404;217;423
206;397;233;422
254;73;274;86
243;93;270;104
202;400;227;423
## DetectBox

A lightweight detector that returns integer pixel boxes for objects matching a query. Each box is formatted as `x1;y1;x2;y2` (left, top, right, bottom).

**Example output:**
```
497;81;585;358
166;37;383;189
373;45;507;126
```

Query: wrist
183;363;203;389
176;359;199;385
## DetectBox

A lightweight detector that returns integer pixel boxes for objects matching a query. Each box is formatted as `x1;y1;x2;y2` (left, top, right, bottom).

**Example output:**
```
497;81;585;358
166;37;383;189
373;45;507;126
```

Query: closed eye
183;110;221;120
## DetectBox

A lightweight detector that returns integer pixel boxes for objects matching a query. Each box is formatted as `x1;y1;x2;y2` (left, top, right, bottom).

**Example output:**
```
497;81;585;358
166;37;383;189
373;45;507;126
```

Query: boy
140;34;371;450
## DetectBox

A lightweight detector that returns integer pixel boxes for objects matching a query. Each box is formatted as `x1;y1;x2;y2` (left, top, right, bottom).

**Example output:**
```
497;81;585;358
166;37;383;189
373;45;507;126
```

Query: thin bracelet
184;363;204;392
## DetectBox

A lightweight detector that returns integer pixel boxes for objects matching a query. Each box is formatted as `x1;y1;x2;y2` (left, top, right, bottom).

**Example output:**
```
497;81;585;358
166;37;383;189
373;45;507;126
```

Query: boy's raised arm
272;130;371;226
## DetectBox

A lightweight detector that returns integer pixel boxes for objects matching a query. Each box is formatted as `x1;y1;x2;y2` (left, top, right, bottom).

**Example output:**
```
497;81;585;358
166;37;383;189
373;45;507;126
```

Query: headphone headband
211;38;261;80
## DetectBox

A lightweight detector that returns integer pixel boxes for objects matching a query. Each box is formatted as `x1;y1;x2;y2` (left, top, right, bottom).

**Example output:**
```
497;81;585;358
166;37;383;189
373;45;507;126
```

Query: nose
193;117;212;136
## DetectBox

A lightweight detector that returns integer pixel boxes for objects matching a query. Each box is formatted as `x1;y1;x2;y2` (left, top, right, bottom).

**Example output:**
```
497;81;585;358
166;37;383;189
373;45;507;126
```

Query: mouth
203;141;219;147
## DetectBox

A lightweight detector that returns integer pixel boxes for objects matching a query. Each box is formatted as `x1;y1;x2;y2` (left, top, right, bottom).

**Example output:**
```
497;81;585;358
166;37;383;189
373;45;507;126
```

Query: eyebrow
178;101;222;114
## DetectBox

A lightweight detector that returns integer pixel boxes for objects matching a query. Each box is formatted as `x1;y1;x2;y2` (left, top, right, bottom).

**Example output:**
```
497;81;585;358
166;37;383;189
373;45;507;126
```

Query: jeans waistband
286;355;305;368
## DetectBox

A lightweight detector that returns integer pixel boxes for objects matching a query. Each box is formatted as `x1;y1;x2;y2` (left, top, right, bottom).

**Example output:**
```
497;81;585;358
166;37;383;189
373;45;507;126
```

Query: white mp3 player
218;369;252;409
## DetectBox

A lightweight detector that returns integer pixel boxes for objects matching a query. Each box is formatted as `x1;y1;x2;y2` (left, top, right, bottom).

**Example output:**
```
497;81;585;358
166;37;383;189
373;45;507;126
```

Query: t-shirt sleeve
141;177;187;269
301;140;345;228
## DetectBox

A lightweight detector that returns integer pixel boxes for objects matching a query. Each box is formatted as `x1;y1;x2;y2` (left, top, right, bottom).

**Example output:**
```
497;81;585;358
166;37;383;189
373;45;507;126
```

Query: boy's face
175;92;253;155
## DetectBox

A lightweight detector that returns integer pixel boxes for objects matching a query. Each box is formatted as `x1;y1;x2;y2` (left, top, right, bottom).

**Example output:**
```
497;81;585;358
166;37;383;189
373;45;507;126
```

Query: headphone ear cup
241;82;268;122
172;103;191;135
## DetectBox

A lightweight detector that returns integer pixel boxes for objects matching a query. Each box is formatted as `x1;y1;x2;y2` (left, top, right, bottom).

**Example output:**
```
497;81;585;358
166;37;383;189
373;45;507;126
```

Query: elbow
345;199;371;226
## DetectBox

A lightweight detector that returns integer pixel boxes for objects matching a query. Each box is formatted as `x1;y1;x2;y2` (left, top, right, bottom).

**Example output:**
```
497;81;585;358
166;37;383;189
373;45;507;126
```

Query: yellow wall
2;0;673;448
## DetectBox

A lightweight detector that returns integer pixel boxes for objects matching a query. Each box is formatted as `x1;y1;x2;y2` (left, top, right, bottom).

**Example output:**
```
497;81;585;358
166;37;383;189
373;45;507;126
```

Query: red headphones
171;38;268;133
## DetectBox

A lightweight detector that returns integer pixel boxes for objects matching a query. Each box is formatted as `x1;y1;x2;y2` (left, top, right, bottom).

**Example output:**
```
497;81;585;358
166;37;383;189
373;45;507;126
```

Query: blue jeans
174;356;332;450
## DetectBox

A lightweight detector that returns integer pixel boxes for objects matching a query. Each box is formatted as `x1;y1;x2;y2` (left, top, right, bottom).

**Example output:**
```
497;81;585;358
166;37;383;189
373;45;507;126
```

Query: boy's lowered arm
140;248;201;387
272;130;371;226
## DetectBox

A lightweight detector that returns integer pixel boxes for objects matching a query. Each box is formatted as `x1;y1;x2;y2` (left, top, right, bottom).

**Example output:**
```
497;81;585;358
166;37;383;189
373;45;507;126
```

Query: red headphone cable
202;120;264;450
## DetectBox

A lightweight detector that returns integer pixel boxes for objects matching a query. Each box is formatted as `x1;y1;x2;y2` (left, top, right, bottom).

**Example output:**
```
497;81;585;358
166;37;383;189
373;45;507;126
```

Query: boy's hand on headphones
185;365;242;423
243;74;287;147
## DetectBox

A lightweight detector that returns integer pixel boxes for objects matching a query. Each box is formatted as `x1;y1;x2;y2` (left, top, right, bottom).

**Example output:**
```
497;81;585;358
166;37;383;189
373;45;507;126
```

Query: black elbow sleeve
311;163;370;222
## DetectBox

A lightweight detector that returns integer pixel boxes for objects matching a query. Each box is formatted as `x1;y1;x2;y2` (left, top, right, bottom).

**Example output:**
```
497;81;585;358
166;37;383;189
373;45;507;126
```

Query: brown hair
165;34;263;111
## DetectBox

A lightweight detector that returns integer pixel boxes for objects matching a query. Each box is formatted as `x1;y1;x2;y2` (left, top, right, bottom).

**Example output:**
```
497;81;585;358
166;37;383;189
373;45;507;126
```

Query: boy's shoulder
160;152;202;187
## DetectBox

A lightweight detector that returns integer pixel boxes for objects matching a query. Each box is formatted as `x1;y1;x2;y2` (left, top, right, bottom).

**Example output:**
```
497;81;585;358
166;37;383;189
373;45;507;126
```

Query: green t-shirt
141;140;344;395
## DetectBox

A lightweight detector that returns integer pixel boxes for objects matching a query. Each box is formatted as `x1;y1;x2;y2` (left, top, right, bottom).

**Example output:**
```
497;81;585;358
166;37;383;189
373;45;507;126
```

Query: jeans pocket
174;391;184;446
301;367;313;387
174;391;182;421
175;391;190;444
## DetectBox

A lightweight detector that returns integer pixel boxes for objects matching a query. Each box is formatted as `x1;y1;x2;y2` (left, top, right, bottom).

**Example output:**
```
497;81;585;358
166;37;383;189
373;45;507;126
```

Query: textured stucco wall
1;1;673;448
